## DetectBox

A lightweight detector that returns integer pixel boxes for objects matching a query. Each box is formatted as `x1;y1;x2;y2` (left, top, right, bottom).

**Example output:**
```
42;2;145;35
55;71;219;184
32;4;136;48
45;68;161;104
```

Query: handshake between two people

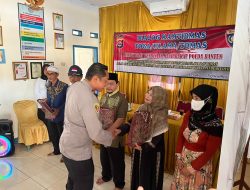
105;123;142;151
106;123;131;139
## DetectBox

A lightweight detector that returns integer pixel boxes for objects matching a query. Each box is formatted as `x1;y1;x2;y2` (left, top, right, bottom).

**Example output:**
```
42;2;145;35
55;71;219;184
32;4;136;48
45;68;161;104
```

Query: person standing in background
67;65;83;84
60;63;116;190
96;73;128;190
46;66;68;156
171;84;223;190
34;64;50;126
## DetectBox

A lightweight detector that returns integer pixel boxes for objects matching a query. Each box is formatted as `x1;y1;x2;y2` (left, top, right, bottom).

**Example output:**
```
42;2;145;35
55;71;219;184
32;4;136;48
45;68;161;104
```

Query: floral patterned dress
171;128;213;190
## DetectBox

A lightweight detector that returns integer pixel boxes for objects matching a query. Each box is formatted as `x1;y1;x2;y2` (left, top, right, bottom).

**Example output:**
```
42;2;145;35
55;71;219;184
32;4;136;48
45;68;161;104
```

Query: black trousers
38;108;49;139
47;121;63;154
63;156;94;190
38;108;47;125
100;144;125;188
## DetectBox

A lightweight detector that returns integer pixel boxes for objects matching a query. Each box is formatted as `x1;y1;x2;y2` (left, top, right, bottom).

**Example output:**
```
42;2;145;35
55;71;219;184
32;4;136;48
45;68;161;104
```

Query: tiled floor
0;143;173;190
1;143;250;190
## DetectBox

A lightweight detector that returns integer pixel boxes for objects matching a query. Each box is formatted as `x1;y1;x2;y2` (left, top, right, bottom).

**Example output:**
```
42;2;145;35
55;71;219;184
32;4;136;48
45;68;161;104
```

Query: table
126;104;220;187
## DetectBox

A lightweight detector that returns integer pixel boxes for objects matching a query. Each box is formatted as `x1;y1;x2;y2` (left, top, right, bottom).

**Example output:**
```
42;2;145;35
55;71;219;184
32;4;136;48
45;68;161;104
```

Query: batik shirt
47;80;68;123
100;90;128;147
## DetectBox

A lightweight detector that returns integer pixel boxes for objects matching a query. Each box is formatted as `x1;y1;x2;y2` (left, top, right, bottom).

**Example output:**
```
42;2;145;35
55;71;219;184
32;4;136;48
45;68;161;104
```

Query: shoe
48;152;61;156
96;177;111;185
47;152;56;156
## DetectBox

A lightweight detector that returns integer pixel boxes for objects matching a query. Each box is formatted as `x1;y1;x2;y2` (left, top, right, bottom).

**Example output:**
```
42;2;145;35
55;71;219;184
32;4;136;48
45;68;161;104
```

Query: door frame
73;45;98;65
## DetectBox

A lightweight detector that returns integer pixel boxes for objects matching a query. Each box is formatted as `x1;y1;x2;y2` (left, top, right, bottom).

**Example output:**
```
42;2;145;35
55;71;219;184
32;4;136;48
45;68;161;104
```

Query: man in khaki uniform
59;63;115;190
96;73;128;190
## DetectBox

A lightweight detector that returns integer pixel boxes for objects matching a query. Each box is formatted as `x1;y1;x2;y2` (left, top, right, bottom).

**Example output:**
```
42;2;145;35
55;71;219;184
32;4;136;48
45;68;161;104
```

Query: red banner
114;25;234;80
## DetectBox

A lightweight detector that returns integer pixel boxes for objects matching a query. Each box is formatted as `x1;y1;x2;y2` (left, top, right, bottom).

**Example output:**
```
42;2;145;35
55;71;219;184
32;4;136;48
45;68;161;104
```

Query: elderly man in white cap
46;65;68;158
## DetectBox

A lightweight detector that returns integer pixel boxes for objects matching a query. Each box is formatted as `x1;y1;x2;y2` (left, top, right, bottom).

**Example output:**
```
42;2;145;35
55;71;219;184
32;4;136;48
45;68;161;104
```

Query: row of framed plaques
53;12;64;49
12;61;54;80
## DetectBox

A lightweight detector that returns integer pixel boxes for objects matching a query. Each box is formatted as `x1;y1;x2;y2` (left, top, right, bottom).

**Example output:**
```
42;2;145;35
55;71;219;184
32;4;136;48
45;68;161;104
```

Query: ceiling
79;0;164;8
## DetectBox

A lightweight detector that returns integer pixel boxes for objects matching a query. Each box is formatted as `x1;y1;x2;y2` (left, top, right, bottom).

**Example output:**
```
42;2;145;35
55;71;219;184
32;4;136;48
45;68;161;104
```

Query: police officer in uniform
60;63;115;190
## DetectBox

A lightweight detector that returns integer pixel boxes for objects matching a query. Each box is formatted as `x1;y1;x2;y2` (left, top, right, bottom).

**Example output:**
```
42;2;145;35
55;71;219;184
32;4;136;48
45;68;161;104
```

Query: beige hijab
138;86;168;139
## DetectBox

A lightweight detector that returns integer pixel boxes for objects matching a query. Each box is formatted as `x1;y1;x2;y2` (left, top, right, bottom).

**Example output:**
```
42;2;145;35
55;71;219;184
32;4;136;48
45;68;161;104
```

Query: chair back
13;100;38;124
215;107;224;120
176;100;191;113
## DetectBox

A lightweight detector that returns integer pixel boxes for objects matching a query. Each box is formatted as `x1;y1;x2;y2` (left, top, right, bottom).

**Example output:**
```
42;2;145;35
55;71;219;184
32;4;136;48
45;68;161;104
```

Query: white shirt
34;78;47;108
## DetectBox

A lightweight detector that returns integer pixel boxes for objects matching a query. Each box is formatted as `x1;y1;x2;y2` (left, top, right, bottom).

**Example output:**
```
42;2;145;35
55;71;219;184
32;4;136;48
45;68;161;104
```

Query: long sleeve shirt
176;111;222;170
59;80;113;161
34;78;47;108
100;90;128;147
47;80;68;123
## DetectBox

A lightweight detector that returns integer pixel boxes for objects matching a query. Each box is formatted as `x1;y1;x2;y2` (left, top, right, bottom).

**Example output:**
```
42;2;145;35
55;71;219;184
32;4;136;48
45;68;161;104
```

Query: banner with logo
114;25;234;80
18;3;46;60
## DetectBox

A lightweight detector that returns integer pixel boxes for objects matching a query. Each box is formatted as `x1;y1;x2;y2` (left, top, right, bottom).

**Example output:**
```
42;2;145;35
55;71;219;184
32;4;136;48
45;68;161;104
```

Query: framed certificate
53;13;63;31
30;62;42;79
12;62;29;80
54;33;64;49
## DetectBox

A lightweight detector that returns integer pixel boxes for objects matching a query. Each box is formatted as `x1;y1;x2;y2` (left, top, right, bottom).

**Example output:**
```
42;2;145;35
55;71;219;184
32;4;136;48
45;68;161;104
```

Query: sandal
96;177;106;185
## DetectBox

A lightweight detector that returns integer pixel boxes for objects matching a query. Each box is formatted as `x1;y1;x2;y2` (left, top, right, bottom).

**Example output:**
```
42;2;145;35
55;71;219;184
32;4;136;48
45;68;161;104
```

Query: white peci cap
47;66;59;73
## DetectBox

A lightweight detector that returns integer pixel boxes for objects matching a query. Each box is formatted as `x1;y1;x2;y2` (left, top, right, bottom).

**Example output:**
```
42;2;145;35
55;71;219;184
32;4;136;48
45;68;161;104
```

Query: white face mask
191;99;205;111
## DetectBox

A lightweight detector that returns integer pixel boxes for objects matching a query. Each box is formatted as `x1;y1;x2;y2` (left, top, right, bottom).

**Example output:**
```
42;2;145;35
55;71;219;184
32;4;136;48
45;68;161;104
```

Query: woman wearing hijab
171;84;223;190
130;86;168;190
34;64;50;125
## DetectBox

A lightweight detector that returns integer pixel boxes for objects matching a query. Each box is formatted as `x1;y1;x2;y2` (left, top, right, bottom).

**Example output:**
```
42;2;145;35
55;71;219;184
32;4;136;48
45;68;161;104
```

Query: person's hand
52;108;60;117
186;165;196;175
114;129;121;136
176;153;181;159
181;167;191;176
181;165;196;176
134;143;142;151
107;127;116;139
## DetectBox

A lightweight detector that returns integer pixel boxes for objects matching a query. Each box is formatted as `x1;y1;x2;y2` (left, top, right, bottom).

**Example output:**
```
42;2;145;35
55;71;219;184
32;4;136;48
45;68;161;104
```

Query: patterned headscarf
189;84;223;137
139;86;168;138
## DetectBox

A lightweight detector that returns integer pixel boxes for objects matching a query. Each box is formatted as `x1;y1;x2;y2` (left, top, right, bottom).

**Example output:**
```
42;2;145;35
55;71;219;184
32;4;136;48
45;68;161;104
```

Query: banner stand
233;136;250;190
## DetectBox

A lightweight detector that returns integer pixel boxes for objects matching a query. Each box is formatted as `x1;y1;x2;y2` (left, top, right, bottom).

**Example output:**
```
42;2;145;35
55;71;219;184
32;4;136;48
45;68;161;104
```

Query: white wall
0;0;99;136
217;0;250;188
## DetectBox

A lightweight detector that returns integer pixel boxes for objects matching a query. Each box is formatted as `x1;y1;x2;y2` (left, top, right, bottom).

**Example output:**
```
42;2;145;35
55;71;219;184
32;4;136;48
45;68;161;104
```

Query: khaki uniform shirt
100;90;128;147
59;80;112;161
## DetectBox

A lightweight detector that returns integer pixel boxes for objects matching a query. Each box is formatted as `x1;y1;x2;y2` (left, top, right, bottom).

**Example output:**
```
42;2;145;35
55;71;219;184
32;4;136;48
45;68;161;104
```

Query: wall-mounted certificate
30;62;42;79
12;62;29;80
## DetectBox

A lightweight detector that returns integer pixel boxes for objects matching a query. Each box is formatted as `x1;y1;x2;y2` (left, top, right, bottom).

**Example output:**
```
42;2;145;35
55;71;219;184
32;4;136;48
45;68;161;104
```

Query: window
90;32;98;38
72;29;82;37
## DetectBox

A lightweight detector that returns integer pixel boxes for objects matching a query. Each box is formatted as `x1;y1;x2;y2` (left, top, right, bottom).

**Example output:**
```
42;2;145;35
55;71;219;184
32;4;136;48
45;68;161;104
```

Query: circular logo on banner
116;34;124;48
225;29;234;47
